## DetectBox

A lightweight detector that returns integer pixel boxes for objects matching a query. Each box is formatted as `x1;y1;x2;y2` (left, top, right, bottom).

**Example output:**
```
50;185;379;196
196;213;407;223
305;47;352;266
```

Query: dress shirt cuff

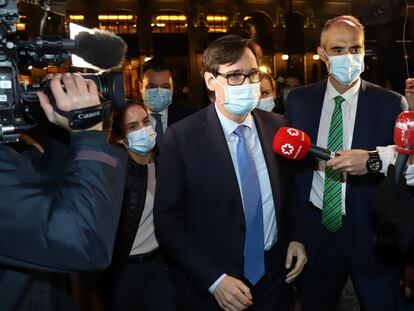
208;274;227;294
377;145;414;186
377;145;397;174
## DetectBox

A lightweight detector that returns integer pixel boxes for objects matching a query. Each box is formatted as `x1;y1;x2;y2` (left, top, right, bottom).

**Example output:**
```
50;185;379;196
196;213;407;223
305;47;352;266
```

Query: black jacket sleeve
0;131;127;272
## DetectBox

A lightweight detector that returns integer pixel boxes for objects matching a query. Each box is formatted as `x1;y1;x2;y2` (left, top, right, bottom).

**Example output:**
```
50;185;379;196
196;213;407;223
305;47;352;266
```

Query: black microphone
35;30;127;70
310;145;336;161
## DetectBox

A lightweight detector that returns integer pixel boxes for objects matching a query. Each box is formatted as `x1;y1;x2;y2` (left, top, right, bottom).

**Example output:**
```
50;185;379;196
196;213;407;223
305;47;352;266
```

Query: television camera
0;0;127;142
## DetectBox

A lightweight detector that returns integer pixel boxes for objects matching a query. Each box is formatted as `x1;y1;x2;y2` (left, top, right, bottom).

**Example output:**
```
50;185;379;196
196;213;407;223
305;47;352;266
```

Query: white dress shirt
209;103;277;293
149;107;169;133
129;162;159;255
310;79;361;214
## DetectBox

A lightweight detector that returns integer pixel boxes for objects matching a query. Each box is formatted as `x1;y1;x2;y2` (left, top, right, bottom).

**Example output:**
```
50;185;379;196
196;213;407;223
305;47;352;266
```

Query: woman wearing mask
256;73;284;113
99;100;176;311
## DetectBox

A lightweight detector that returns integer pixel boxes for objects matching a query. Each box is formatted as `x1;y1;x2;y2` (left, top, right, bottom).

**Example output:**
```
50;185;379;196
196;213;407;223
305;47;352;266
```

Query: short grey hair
320;15;365;47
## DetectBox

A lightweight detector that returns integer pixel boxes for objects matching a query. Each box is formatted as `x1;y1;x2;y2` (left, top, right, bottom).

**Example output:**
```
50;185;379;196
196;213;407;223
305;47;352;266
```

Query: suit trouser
299;203;400;311
176;242;293;311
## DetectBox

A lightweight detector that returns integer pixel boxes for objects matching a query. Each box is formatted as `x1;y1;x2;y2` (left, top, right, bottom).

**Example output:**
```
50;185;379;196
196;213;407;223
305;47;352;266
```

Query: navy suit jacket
284;79;405;276
154;103;301;295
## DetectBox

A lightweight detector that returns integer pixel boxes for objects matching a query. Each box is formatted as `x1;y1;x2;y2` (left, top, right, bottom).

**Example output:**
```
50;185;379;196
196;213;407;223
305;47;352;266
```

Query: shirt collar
149;106;169;117
326;78;361;105
214;102;253;139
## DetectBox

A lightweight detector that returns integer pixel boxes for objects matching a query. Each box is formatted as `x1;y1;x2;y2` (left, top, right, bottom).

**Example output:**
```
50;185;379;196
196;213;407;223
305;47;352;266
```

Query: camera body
0;0;125;142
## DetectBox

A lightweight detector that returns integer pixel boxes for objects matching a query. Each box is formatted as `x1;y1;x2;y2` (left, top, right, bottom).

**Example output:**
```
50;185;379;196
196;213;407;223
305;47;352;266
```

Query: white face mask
126;126;156;155
256;96;275;112
325;51;365;85
211;74;260;116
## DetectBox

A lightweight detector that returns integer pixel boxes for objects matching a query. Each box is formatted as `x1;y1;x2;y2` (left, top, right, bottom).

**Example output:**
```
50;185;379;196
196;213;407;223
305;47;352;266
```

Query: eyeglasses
215;70;262;86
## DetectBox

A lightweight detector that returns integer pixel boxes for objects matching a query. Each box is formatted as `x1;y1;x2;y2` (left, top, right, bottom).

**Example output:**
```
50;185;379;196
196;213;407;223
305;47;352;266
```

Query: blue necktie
234;125;265;285
152;113;164;146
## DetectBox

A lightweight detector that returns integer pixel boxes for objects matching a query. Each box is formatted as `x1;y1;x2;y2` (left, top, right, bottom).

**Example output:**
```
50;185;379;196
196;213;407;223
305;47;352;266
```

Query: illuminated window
98;14;137;34
207;14;228;33
68;14;84;22
17;14;27;31
123;58;140;99
151;12;187;33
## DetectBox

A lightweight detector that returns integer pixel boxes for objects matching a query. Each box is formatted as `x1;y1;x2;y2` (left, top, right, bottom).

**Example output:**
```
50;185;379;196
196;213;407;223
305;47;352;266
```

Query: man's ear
317;46;328;63
204;72;216;92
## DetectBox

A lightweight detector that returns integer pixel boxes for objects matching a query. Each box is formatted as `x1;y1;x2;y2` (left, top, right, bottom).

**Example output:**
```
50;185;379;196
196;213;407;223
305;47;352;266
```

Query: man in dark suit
154;35;307;311
139;57;196;147
285;15;407;311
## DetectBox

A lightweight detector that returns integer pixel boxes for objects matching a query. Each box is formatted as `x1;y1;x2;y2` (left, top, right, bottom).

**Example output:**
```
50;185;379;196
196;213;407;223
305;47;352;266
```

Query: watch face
368;158;382;173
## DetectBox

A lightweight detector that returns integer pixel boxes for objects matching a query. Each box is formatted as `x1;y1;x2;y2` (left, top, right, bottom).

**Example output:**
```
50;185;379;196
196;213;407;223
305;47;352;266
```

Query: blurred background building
16;0;414;109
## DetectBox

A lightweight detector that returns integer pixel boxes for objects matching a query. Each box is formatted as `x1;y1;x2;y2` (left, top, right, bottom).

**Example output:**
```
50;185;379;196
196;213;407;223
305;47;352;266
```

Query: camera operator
0;72;127;310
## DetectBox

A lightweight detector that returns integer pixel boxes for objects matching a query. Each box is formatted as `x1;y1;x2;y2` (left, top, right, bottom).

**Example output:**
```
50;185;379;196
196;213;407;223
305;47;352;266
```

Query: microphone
35;29;127;70
393;111;414;181
273;127;336;161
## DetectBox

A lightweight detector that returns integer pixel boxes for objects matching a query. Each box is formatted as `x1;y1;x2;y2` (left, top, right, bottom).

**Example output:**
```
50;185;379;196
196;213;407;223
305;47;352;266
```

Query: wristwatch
366;151;382;173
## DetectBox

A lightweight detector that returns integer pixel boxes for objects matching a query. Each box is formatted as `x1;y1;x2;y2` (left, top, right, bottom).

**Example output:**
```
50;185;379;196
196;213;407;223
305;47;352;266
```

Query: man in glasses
285;15;407;311
154;34;307;311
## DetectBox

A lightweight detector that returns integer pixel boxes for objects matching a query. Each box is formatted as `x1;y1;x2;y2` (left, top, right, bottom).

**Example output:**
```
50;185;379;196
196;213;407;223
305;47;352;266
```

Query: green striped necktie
322;95;345;233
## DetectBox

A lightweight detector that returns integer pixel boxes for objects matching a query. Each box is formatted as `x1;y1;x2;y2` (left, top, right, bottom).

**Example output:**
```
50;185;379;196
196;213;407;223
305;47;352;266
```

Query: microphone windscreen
273;127;311;160
75;30;128;70
394;111;414;155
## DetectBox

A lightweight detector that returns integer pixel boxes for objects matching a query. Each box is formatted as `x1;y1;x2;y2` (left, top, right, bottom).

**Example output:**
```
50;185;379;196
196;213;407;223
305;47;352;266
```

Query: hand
213;275;253;311
285;241;307;283
36;73;102;132
326;150;369;175
405;78;414;111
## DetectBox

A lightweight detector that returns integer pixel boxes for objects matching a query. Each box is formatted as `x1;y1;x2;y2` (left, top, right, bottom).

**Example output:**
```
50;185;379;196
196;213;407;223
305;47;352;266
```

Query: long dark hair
109;100;147;146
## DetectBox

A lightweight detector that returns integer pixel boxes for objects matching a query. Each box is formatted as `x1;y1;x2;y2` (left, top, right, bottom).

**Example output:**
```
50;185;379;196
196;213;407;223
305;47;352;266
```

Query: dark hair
201;35;260;101
109;100;147;145
142;57;174;77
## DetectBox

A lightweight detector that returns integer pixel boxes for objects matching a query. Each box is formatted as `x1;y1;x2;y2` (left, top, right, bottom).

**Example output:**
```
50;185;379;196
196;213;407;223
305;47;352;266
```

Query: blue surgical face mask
256;96;275;112
327;53;364;85
127;126;157;155
211;74;260;116
143;87;172;112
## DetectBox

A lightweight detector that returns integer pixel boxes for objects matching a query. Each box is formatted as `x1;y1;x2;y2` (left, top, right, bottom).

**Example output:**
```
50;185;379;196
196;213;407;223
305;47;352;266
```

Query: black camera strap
53;104;103;130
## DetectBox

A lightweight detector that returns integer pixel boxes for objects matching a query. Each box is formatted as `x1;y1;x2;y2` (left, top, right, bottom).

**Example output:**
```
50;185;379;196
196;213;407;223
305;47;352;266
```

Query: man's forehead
326;22;363;40
216;48;258;72
143;69;172;81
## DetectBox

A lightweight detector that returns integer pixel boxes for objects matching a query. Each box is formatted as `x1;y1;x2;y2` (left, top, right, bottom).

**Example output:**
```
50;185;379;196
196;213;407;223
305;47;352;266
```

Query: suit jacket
154;103;301;298
167;102;198;126
284;79;405;276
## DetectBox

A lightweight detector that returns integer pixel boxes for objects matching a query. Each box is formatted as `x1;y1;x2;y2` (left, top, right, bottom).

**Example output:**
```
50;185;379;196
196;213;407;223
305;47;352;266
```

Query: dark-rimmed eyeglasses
215;70;262;86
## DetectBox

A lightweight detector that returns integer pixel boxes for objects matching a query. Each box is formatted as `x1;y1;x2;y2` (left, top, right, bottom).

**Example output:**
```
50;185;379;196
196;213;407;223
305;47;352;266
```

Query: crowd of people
2;13;414;311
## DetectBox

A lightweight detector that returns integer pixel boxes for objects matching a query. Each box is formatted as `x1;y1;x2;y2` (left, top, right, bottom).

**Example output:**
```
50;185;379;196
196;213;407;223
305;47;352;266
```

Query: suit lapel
202;104;244;209
252;111;281;213
305;81;327;144
351;80;377;149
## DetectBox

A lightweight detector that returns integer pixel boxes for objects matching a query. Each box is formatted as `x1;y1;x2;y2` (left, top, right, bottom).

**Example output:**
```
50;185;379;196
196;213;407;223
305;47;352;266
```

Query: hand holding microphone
273;127;370;175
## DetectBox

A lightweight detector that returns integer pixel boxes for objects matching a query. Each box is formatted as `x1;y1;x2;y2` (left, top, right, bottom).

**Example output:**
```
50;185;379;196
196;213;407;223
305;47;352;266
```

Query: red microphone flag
272;127;311;160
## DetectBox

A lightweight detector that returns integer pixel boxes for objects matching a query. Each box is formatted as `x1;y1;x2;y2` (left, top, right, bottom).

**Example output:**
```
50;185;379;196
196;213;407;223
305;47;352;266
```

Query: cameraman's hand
37;73;102;132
